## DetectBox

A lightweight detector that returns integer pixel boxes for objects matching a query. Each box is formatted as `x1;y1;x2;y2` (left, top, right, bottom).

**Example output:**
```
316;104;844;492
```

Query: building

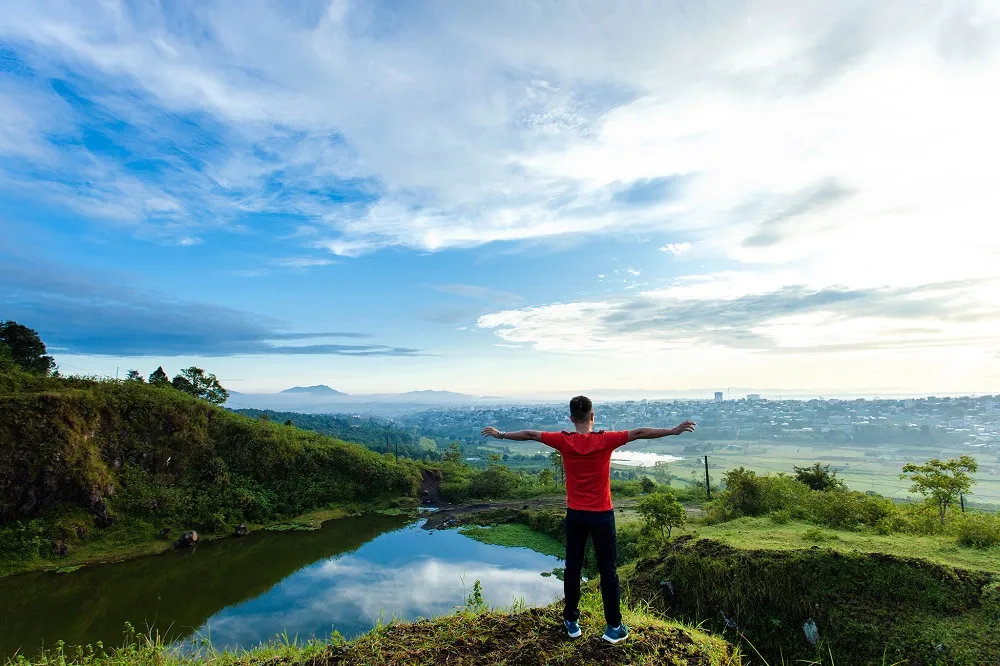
714;392;724;403
747;393;761;402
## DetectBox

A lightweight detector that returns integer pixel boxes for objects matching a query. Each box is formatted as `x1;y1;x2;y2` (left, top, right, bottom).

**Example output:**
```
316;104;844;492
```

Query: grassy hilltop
0;363;420;576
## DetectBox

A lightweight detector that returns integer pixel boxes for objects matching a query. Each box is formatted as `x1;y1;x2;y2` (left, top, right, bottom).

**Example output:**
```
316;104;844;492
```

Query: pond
0;515;565;659
610;451;684;467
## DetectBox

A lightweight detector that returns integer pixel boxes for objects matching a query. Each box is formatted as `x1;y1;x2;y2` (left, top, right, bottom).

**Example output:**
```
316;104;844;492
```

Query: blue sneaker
602;623;629;644
563;619;582;639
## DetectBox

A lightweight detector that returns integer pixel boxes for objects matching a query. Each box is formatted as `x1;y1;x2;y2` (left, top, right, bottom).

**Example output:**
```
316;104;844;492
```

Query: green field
627;440;1000;508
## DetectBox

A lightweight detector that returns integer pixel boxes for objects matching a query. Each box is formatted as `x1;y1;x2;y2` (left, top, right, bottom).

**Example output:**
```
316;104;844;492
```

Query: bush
611;479;643;497
955;512;1000;549
793;462;845;491
709;468;810;521
441;480;472;504
807;489;898;531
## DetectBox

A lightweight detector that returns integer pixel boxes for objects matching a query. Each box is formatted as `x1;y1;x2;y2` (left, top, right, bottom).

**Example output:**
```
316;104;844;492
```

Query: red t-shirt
540;430;630;511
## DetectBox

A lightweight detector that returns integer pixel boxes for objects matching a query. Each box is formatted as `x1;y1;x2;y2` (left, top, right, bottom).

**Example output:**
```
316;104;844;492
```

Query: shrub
955;512;1000;549
441;480;472;504
793;462;845;491
807;489;898;531
611;479;643;497
770;509;791;525
710;468;810;521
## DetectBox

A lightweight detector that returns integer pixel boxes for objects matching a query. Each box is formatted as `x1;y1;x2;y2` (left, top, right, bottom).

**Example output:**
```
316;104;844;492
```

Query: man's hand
481;426;502;439
670;420;697;435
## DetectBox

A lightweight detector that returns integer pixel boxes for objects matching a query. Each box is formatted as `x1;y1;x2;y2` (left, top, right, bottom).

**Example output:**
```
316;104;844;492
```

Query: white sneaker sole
602;633;628;644
567;629;582;639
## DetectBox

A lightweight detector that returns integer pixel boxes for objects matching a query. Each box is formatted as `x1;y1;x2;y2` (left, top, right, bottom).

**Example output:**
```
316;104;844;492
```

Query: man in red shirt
481;395;695;644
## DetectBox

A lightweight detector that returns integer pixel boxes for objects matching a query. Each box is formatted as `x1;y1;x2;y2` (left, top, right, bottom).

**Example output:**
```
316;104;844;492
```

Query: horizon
2;1;999;395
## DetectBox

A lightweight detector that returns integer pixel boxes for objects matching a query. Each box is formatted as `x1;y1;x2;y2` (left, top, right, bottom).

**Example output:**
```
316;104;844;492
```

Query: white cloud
660;242;692;256
626;268;640;276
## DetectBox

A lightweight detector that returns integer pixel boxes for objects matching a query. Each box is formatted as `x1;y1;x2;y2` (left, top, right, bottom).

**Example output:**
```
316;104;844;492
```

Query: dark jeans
563;508;621;628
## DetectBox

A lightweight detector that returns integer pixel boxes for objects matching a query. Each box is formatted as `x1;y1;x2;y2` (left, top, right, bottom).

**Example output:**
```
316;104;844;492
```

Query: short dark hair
569;395;593;423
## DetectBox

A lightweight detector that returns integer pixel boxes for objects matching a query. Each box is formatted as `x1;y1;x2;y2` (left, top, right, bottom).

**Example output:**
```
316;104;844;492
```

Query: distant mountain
280;385;345;395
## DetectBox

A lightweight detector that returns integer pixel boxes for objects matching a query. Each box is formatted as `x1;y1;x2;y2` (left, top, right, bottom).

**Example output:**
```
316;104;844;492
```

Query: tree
639;476;657;494
794;462;844;492
171;366;229;405
538;468;554;486
285;419;294;427
901;456;979;526
550;451;565;486
443;442;464;465
0;321;56;375
124;369;145;382
637;491;686;539
148;366;170;386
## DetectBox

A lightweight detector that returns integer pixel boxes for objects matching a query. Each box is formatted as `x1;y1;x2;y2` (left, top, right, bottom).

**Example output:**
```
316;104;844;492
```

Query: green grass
458;523;565;558
694;517;1000;574
6;596;738;666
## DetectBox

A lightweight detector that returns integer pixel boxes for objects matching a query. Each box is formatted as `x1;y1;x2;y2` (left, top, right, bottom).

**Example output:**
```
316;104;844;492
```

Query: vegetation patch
263;523;318;532
623;536;1000;666
7;603;736;666
458;523;565;558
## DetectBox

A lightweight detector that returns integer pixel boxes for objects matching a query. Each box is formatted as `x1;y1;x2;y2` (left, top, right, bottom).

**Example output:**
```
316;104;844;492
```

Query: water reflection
0;517;563;658
179;524;563;651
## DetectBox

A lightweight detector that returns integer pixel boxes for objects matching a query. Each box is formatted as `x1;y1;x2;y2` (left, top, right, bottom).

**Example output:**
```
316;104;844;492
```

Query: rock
174;530;199;548
51;541;68;557
158;527;171;539
75;526;88;540
234;524;249;537
803;618;819;646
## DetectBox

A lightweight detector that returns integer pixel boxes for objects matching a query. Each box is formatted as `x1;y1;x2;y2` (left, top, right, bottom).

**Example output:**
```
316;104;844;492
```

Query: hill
14;602;735;666
280;385;345;395
0;365;420;576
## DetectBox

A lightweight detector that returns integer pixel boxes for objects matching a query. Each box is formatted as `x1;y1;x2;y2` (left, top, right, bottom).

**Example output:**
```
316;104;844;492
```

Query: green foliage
637;491;686;539
710;468;811;521
537;468;554;486
626;537;1000;665
148;367;169;387
901;456;979;525
123;370;144;383
549;451;564;486
955;512;1000;549
0;374;420;572
0;321;56;375
793;462;844;491
459;523;565;558
171;367;229;405
639;476;657;494
610;479;643;497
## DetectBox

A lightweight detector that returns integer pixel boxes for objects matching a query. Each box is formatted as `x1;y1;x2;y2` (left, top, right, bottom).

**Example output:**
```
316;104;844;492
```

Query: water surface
0;515;563;658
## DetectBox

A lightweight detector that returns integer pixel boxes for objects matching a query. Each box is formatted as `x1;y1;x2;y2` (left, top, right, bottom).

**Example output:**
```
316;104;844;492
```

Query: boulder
75;526;88;540
51;541;68;557
158;527;171;539
234;524;249;537
174;530;199;548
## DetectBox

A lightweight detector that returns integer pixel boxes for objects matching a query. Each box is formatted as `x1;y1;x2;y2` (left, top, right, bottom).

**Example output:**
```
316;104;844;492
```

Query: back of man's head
569;395;593;423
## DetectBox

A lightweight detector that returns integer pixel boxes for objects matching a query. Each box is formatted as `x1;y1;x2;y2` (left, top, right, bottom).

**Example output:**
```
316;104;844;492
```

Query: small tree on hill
171;367;229;405
639;476;657;494
0;321;56;375
443;442;463;464
901;456;978;526
794;462;844;491
538;468;554;486
637;491;686;539
124;369;145;382
149;366;170;386
550;451;565;486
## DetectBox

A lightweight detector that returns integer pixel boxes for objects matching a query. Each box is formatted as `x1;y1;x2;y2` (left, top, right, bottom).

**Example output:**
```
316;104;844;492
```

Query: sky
1;0;999;397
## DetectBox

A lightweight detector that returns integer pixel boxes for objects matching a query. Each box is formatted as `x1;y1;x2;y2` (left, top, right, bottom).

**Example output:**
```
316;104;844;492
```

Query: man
481;395;696;644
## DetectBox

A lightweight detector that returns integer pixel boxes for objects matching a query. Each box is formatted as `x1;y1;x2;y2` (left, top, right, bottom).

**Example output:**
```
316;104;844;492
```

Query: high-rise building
714;391;724;403
747;393;761;402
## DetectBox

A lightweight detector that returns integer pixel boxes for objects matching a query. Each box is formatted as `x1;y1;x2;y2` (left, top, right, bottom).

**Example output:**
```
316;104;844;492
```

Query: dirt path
420;496;705;530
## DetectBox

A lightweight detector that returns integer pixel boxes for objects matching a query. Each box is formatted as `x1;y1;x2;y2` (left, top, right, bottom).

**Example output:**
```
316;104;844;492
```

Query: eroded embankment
624;536;1000;666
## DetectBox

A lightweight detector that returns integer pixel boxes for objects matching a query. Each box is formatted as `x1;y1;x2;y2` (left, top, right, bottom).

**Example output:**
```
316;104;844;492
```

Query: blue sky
2;1;999;395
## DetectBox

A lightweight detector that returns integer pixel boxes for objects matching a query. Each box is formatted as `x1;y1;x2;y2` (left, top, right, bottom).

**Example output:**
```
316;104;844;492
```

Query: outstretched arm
481;426;544;442
626;420;696;443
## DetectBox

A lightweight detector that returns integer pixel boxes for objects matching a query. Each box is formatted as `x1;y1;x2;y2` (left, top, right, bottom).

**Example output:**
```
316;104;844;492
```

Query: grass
695;517;1000;574
6;596;738;666
458;523;565;558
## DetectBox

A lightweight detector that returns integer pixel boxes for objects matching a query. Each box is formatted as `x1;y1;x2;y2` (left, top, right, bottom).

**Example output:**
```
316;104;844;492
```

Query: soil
420;497;704;530
417;469;443;506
